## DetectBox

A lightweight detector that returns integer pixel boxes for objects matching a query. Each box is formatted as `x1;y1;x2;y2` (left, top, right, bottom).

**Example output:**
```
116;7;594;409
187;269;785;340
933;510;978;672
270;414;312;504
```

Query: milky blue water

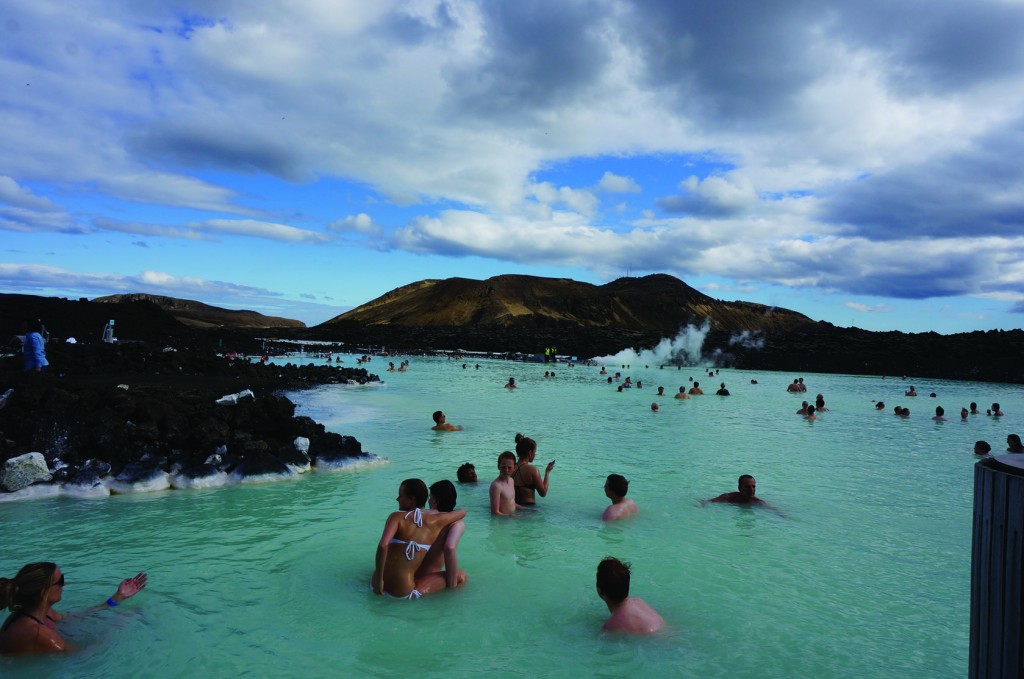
2;352;1018;678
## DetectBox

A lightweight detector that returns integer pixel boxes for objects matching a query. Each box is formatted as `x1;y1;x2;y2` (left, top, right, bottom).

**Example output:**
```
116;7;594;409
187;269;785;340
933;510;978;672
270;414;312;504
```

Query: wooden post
971;456;1024;678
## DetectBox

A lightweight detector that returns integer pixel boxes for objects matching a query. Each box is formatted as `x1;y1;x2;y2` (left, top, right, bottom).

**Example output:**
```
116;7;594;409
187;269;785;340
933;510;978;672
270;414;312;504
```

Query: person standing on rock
21;319;48;373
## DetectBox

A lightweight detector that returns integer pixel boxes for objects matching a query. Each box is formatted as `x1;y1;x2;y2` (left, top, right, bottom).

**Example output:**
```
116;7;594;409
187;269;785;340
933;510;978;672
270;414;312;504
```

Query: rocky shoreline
0;343;385;499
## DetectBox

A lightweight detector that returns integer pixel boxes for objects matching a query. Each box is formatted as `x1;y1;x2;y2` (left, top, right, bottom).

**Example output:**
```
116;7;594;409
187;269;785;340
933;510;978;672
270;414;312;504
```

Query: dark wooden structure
971;456;1024;678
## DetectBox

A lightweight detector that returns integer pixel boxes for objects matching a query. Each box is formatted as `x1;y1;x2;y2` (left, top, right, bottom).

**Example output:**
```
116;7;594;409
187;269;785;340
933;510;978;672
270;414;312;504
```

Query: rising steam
594;320;711;367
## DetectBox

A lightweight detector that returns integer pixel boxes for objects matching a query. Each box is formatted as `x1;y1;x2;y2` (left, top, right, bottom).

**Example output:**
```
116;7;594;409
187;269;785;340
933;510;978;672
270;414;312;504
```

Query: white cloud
329;213;380;234
199;220;333;243
597;171;641;194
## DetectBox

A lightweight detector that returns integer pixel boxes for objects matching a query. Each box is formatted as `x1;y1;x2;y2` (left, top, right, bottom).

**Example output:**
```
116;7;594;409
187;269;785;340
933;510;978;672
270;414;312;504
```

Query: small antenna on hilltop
626;265;631;278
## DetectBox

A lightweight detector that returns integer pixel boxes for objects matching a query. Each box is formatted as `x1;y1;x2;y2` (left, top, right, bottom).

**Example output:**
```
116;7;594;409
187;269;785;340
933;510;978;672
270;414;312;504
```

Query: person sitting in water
504;377;516;389
602;474;638;521
456;463;477;483
595;557;664;635
900;407;910;418
974;440;992;456
796;401;809;415
372;479;467;599
1007;434;1024;453
512;433;554;507
990;402;1004;416
489;452;520;517
387;362;396;372
706;475;768;507
905;386;917;396
932;406;948;422
814;394;828;411
893;405;903;416
650;402;659;412
715;383;730;396
805;404;817;420
431;410;463;431
970;402;979;414
961;407;969;419
413;480;469;594
688;381;703;395
656;386;665;396
787;379;802;393
674;387;690;400
0;563;147;654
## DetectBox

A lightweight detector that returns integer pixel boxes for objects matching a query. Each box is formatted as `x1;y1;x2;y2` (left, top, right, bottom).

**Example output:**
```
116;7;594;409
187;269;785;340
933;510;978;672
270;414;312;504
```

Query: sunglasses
53;573;65;587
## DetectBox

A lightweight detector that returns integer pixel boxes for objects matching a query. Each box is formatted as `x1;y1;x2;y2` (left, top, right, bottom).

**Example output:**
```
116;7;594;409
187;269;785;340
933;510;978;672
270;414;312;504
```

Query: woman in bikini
512;433;555;507
1;562;147;654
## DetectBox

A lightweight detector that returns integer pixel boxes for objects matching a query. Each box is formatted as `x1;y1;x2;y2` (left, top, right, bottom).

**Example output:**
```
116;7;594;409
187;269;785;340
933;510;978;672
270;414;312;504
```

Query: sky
2;1;1024;334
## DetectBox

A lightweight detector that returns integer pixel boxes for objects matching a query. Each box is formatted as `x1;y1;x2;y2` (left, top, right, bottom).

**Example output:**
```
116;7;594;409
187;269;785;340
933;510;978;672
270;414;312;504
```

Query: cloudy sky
2;1;1024;333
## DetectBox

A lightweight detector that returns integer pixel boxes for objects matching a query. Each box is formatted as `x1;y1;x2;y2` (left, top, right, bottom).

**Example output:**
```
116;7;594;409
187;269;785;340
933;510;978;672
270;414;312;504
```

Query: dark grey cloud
126;124;311;182
446;0;610;119
822;118;1024;239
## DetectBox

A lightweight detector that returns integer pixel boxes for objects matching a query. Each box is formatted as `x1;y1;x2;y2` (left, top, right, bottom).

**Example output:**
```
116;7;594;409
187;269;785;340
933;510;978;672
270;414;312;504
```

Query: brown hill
93;294;305;330
323;274;812;334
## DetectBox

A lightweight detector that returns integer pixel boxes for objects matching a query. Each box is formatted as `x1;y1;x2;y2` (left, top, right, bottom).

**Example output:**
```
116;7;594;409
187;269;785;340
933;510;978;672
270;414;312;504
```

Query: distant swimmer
457;463;477;483
804;404;817;420
600;367;608;375
974;441;992;456
688;381;703;395
893;406;903;416
715;383;730;396
596;558;664;635
650;402;659;412
970;402;979;414
674;387;690;400
1007;434;1024;453
602;474;638;521
505;377;516;389
900;408;910;418
796;401;809;415
787;379;802;393
961;407;969;419
814;394;828;411
656;386;665;396
905;386;917;396
0;563;147;654
372;479;466;598
798;377;807;392
489;452;519;517
705;475;769;507
990;402;1004;416
932;406;947;422
388;362;396;372
431;411;463;431
875;401;886;410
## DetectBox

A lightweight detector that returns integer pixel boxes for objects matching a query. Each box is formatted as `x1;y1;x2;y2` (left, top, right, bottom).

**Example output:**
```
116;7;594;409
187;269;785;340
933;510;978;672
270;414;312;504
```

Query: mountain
92;294;305;329
306;274;813;358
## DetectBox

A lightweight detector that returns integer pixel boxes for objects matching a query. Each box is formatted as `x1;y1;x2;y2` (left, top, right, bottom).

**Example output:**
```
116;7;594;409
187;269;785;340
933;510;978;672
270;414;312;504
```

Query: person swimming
512;433;554;506
1;562;147;654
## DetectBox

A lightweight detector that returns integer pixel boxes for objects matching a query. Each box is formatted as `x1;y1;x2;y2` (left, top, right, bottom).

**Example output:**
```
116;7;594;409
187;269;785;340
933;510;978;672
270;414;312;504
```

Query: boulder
229;450;295;483
1;452;52;492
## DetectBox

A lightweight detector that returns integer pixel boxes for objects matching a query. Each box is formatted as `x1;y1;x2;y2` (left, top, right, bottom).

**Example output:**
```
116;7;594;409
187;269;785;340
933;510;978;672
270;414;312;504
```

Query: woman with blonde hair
1;562;147;654
512;433;555;506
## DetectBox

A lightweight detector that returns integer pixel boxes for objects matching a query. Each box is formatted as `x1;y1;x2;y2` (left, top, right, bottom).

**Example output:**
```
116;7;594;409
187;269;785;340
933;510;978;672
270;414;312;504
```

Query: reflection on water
2;356;1012;677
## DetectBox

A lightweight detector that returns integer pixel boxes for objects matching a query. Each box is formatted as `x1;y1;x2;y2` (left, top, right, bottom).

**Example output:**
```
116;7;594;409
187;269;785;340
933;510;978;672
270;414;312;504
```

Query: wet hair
815;395;825;407
806;404;816;415
400;478;428;508
935;406;944;416
514;434;537;458
738;474;754;487
606;474;629;498
596;557;631;603
1;562;57;612
992;403;1001;411
429;480;458;512
498;451;516;467
456;463;476;483
432;410;443;423
875;401;885;409
975;440;992;455
1008;434;1022;449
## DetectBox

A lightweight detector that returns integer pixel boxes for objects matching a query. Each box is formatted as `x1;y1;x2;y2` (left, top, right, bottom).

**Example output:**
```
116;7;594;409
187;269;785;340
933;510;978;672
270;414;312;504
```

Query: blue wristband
106;597;118;607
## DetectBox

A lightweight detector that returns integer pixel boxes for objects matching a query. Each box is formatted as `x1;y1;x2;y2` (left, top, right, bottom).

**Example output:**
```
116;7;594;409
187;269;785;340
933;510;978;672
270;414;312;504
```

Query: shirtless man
706;475;768;507
674;386;690;400
796;401;809;415
414;480;468;594
489;452;519;516
596;557;664;634
931;406;947;422
505;377;516;389
688;381;703;395
431;410;463;431
372;479;466;598
787;379;802;393
602;474;638;521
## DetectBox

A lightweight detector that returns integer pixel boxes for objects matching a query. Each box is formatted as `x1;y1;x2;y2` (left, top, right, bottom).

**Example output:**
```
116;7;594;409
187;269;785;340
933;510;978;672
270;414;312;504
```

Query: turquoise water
2;354;1017;678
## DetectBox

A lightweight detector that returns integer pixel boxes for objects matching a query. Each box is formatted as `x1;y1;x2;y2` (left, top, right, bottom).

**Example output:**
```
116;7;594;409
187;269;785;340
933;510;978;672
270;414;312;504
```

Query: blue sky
2;1;1024;333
